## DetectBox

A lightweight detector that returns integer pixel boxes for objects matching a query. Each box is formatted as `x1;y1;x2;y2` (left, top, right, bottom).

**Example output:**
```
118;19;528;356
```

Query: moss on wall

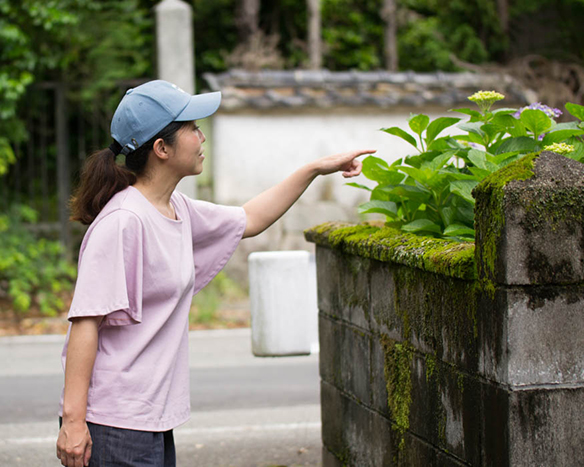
305;223;476;280
381;335;413;450
473;152;539;293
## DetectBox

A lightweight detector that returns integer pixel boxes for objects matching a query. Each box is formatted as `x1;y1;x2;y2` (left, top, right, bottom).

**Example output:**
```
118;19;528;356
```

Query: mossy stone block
305;222;476;280
474;151;584;286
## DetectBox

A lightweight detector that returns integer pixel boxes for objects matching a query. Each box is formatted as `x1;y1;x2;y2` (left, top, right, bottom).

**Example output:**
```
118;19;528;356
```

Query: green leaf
520;109;552;136
458;121;486;137
491;108;517;116
481;123;502;142
408;114;430;136
387;184;432;204
345;182;371;191
467;149;488;169
566;102;584;121
381;127;418;149
455;133;485;146
402;219;442;234
400;166;430;185
496;137;541;155
425;117;461;145
443;224;476;237
490;114;517;132
450;108;482;120
542;129;584;146
488;152;522;167
423;151;457;171
358;200;399;218
362;156;394;183
468;167;491;179
441;207;456;226
371;184;402;201
456;205;475;225
450;180;479;205
507;119;527;137
439;170;479;181
565;141;584;161
553;122;582;131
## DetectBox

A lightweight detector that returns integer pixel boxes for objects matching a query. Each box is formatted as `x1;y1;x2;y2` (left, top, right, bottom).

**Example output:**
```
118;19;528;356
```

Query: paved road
0;329;322;467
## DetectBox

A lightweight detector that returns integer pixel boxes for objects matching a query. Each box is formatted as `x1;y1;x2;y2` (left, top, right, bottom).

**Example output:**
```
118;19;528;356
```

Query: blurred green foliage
190;271;247;325
0;204;77;316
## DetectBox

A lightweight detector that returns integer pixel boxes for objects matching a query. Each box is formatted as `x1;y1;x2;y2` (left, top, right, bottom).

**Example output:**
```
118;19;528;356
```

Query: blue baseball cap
111;80;221;155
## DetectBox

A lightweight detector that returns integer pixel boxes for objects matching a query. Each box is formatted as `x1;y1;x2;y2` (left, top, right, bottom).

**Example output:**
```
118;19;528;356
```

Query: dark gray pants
59;418;176;467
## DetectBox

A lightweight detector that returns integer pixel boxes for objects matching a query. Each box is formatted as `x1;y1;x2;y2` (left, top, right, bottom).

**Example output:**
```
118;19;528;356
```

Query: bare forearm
62;317;101;422
242;162;319;238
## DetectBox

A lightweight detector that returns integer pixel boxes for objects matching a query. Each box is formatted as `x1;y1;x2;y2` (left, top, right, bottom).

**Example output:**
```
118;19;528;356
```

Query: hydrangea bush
350;92;584;240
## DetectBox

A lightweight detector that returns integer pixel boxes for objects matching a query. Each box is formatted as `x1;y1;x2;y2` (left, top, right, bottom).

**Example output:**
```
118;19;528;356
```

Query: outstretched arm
242;149;376;238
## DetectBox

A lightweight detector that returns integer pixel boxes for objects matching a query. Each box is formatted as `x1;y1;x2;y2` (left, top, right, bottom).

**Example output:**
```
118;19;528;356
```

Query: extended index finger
353;149;377;158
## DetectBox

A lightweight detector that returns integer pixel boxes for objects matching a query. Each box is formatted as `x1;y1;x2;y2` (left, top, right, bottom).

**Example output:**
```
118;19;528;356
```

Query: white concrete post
248;251;319;357
155;0;197;199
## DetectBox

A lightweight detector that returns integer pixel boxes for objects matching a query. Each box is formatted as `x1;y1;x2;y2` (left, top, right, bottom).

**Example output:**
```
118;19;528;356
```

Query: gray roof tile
203;69;532;110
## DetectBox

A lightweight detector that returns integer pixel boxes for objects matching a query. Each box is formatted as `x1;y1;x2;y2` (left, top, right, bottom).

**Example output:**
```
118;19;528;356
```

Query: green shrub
0;204;76;316
350;93;584;241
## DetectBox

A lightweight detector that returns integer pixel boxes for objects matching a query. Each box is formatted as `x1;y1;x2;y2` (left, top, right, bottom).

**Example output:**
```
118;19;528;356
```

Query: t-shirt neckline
128;185;183;223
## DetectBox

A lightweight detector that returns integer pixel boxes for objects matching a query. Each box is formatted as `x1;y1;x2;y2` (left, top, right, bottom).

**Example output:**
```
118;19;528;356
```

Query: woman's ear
152;138;170;160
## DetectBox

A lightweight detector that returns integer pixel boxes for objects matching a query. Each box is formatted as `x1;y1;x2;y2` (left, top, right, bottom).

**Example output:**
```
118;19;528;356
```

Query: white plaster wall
212;109;463;206
210;108;465;284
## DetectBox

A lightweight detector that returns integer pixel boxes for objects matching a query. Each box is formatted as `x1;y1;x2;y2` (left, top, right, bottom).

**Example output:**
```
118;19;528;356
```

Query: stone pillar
474;151;584;466
155;0;197;199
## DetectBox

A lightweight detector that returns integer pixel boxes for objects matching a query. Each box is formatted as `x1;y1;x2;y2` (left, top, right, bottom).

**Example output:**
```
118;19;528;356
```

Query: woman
56;79;374;467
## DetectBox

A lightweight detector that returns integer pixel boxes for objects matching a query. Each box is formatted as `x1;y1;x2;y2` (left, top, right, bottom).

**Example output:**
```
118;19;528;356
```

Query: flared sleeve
182;198;247;295
68;209;144;326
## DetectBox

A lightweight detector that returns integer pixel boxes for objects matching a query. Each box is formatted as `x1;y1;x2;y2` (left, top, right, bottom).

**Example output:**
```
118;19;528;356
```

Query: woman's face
169;121;206;176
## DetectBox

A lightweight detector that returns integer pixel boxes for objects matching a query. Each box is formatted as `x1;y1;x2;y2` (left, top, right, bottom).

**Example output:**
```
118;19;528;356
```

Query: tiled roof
203;69;534;110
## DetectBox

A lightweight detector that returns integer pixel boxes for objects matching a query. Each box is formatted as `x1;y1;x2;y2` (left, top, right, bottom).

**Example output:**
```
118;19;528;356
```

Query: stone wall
305;151;584;466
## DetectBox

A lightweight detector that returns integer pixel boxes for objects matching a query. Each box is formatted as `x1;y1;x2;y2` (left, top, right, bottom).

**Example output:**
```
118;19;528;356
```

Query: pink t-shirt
59;185;246;432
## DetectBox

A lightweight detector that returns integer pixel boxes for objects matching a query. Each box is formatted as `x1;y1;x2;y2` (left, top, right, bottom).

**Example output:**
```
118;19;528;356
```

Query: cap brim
175;91;221;121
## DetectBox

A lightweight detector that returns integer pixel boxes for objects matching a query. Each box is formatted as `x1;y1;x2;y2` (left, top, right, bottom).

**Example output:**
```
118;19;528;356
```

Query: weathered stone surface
480;382;510;467
319;315;371;405
370;261;403;341
337;254;371;329
316;249;371;327
322;447;343;467
315;247;342;317
321;380;397;466
509;387;584;466
475;151;584;286
370;262;480;373
479;286;584;386
370;335;390;417
409;354;481;465
319;313;343;388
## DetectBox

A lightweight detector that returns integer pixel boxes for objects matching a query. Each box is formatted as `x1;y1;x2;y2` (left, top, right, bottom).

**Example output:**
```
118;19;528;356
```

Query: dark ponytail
69;120;189;225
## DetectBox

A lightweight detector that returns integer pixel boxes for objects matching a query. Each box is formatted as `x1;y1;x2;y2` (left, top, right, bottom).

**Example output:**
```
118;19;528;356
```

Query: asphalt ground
0;329;322;467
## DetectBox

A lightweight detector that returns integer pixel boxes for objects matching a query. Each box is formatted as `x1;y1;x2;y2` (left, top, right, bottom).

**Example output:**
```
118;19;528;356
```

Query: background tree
307;0;322;69
236;0;260;41
381;0;398;71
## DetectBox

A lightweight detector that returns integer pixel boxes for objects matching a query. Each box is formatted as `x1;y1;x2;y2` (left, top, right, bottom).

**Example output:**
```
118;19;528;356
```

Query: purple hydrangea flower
513;102;563;119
